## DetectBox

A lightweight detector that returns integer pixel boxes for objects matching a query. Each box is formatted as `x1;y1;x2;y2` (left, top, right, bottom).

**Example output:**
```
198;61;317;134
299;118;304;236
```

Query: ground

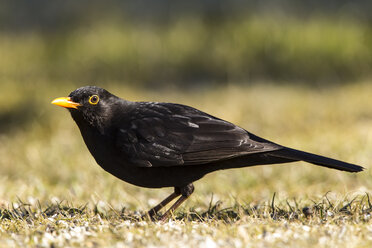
0;82;371;247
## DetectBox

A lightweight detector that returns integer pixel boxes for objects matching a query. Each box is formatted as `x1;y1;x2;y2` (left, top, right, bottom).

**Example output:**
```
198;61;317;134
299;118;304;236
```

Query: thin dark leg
147;192;180;219
159;183;194;221
159;195;189;221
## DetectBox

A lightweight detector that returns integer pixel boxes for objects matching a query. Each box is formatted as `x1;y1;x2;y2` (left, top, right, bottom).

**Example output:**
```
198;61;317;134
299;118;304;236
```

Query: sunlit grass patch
0;193;371;247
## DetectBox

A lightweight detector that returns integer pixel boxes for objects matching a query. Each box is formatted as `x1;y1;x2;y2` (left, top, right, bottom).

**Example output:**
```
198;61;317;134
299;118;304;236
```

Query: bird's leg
147;191;180;219
159;183;194;221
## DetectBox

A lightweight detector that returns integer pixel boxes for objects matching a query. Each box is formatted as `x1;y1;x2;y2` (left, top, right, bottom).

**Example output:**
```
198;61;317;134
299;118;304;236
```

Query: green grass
1;15;372;84
0;81;371;247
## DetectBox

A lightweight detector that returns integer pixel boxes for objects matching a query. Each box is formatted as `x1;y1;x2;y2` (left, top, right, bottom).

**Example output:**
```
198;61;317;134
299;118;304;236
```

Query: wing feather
115;102;281;167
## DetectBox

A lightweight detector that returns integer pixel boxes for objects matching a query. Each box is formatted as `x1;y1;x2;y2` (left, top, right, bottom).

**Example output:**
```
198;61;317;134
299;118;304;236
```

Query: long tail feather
269;147;364;172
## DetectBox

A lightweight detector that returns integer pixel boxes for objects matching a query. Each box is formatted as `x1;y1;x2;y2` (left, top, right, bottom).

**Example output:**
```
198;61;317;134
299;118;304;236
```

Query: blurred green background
0;1;371;208
2;0;372;87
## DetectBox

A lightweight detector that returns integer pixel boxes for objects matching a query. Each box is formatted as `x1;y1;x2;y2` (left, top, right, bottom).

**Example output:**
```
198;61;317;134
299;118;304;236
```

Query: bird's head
51;86;119;131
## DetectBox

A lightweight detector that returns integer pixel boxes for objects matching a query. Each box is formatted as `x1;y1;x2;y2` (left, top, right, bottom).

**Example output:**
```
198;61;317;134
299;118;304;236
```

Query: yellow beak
51;97;81;109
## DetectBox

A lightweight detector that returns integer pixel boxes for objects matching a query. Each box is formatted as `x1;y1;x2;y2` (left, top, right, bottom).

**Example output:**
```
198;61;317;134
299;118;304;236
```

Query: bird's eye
88;95;99;105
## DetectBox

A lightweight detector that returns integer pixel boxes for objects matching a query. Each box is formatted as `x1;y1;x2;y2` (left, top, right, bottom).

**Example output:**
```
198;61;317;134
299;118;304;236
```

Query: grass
1;194;371;247
0;81;371;247
1;15;372;84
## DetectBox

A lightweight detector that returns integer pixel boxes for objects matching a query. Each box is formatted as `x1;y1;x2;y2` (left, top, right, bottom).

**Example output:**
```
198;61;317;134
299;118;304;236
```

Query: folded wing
115;102;282;167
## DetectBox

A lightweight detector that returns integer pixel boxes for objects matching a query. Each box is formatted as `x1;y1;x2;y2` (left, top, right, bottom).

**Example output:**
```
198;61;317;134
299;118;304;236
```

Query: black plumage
52;86;364;220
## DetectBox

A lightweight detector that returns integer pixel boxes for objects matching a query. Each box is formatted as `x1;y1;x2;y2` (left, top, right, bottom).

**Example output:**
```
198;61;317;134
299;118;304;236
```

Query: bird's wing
115;102;282;167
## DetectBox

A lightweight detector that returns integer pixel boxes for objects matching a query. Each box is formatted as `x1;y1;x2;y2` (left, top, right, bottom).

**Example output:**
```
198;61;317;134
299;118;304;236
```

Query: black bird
51;86;364;220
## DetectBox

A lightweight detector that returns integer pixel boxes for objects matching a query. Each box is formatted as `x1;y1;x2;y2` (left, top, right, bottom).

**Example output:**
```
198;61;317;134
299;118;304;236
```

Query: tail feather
269;147;364;172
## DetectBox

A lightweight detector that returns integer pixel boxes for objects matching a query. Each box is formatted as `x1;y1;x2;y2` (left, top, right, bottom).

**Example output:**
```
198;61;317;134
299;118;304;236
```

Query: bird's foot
142;184;194;222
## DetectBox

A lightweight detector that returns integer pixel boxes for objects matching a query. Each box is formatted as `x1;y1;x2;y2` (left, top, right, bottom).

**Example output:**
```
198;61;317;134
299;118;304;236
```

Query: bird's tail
269;147;364;172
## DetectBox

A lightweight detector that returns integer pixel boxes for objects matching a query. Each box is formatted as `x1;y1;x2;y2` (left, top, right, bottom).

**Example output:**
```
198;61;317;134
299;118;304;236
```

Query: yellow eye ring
89;95;99;105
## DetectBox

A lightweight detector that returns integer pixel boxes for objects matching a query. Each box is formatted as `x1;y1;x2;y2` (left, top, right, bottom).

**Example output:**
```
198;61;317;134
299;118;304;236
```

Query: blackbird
52;86;364;220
